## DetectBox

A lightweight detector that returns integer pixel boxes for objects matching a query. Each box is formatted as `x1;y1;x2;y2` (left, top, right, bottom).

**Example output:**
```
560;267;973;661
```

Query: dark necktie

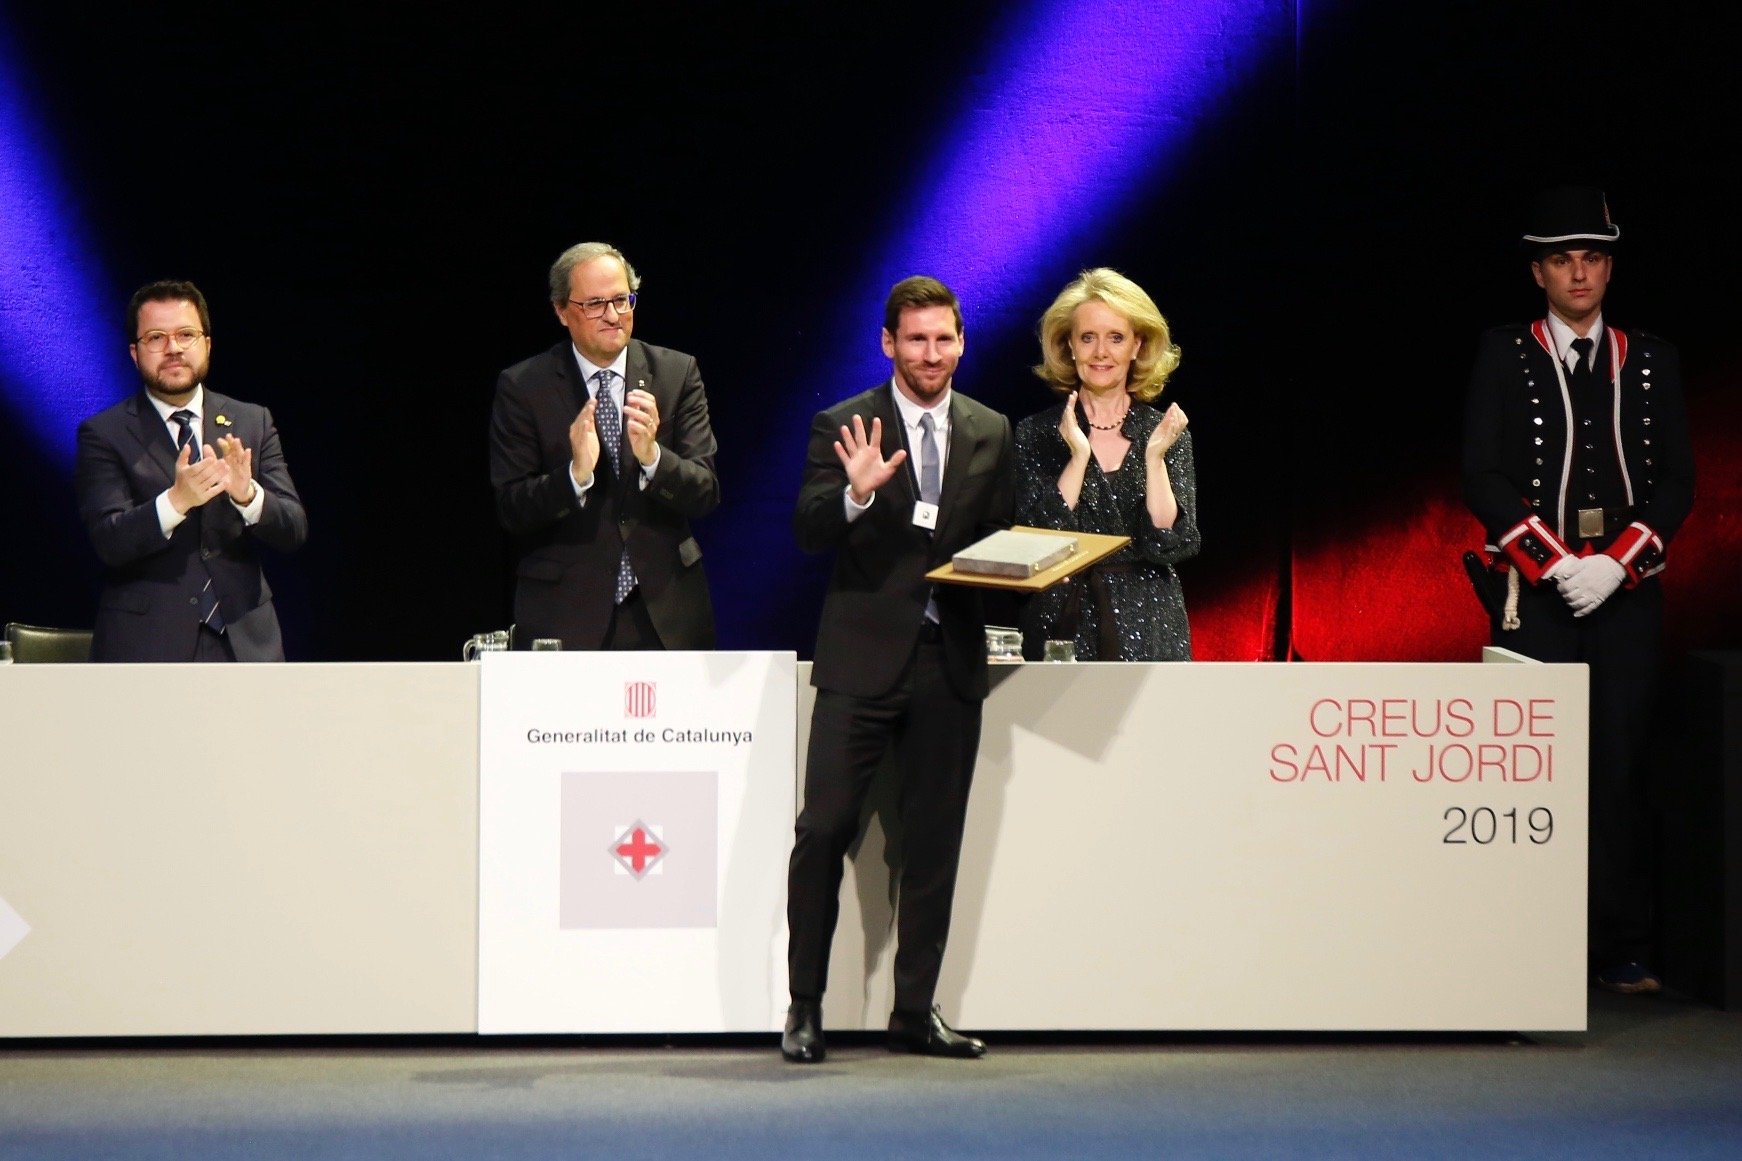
592;370;638;604
1568;336;1594;381
171;409;201;461
917;412;941;505
170;410;225;633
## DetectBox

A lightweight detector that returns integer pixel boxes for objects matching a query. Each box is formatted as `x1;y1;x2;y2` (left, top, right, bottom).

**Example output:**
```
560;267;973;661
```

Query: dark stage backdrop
2;1;1736;666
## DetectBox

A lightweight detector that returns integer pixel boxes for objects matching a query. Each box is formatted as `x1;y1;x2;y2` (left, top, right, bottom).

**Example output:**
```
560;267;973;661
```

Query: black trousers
602;588;662;651
1496;578;1662;966
786;635;982;1014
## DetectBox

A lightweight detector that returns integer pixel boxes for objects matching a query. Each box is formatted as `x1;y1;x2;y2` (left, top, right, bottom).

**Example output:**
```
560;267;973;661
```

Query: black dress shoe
886;1005;986;1059
781;999;825;1063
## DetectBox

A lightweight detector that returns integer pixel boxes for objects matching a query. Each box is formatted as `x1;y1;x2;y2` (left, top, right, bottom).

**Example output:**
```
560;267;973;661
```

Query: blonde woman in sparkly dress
1014;268;1199;660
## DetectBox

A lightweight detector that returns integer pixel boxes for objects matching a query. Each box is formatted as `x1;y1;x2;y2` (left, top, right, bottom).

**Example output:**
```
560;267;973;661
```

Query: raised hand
834;414;907;505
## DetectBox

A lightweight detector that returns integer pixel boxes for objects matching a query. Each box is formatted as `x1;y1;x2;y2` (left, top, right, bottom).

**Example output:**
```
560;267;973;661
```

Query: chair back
4;622;94;664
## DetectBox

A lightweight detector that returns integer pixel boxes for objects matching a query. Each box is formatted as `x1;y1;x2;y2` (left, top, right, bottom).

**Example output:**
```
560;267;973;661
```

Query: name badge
912;501;939;531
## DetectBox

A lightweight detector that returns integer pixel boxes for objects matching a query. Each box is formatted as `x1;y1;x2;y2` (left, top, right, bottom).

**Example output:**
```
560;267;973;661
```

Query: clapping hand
167;441;232;514
215;434;256;504
568;397;600;485
1059;392;1092;460
1146;403;1188;460
625;388;661;466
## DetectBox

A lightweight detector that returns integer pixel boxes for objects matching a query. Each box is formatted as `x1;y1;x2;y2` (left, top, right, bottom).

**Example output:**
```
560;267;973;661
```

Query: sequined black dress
1013;400;1199;660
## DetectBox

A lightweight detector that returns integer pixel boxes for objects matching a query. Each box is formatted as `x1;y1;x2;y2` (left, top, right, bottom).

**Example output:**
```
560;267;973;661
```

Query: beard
140;349;210;400
895;363;951;404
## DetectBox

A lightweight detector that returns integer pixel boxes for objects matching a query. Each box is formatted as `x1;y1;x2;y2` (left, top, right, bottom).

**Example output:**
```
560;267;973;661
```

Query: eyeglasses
135;329;207;353
567;293;637;319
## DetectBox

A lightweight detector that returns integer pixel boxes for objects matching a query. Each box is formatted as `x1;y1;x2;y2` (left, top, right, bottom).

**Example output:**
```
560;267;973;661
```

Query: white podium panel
0;663;479;1037
477;652;796;1033
811;660;1588;1031
0;657;1583;1036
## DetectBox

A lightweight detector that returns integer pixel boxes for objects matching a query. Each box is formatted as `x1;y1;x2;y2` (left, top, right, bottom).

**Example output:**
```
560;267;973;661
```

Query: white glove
1555;555;1626;617
1541;555;1578;582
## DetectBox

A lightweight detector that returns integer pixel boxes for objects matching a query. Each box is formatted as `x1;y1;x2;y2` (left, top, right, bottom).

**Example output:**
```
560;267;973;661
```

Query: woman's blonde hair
1033;268;1180;402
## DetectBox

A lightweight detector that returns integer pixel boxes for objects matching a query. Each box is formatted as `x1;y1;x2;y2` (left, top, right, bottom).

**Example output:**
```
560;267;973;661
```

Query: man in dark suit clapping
489;242;720;651
75;280;307;662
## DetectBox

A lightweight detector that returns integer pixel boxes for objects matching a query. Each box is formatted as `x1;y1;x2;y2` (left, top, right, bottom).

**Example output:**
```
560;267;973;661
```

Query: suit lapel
195;389;236;547
127;392;180;486
623;340;649;473
624;340;649;406
932;394;978;545
202;390;233;449
876;382;916;511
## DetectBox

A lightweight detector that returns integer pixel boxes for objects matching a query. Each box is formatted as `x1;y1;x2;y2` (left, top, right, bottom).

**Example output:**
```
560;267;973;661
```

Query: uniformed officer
1462;186;1696;994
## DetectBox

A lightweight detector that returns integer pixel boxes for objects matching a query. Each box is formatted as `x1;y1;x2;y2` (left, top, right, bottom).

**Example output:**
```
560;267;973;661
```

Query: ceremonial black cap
1522;185;1620;249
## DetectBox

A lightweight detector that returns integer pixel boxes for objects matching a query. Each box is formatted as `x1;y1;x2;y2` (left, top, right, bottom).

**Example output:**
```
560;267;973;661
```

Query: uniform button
1535;457;1544;465
1643;383;1651;390
1532;499;1541;508
1528;381;1536;387
1643;418;1652;426
189;597;199;606
1643;368;1652;375
1582;418;1593;427
1514;338;1524;346
1534;437;1544;446
1584;442;1594;450
1645;458;1654;467
1532;478;1542;487
1587;493;1598;501
1644;439;1652;446
1531;397;1540;404
1534;417;1544;426
1585;467;1595;475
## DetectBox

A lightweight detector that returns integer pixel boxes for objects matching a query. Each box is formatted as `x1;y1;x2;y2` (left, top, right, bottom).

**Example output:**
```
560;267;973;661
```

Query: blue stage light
832;0;1282;393
0;23;130;467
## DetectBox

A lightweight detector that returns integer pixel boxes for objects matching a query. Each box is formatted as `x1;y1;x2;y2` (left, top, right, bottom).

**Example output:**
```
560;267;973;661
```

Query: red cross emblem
609;821;667;879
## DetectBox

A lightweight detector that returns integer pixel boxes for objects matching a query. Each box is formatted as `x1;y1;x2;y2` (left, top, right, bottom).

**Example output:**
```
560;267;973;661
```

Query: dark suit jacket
74;389;308;662
795;382;1014;701
489;339;720;650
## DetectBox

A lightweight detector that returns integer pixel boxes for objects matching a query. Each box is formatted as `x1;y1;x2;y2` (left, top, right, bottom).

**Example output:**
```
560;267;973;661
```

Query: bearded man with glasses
489;242;721;651
74;280;308;661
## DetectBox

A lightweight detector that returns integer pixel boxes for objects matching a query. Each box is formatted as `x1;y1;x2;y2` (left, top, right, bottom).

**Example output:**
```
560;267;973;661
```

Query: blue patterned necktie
171;409;201;461
592;370;638;604
170;409;225;633
917;412;941;504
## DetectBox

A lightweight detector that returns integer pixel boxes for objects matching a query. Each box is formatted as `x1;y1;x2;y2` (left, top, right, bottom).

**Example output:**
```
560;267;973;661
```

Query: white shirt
148;385;266;536
1545;311;1605;375
570;345;659;496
